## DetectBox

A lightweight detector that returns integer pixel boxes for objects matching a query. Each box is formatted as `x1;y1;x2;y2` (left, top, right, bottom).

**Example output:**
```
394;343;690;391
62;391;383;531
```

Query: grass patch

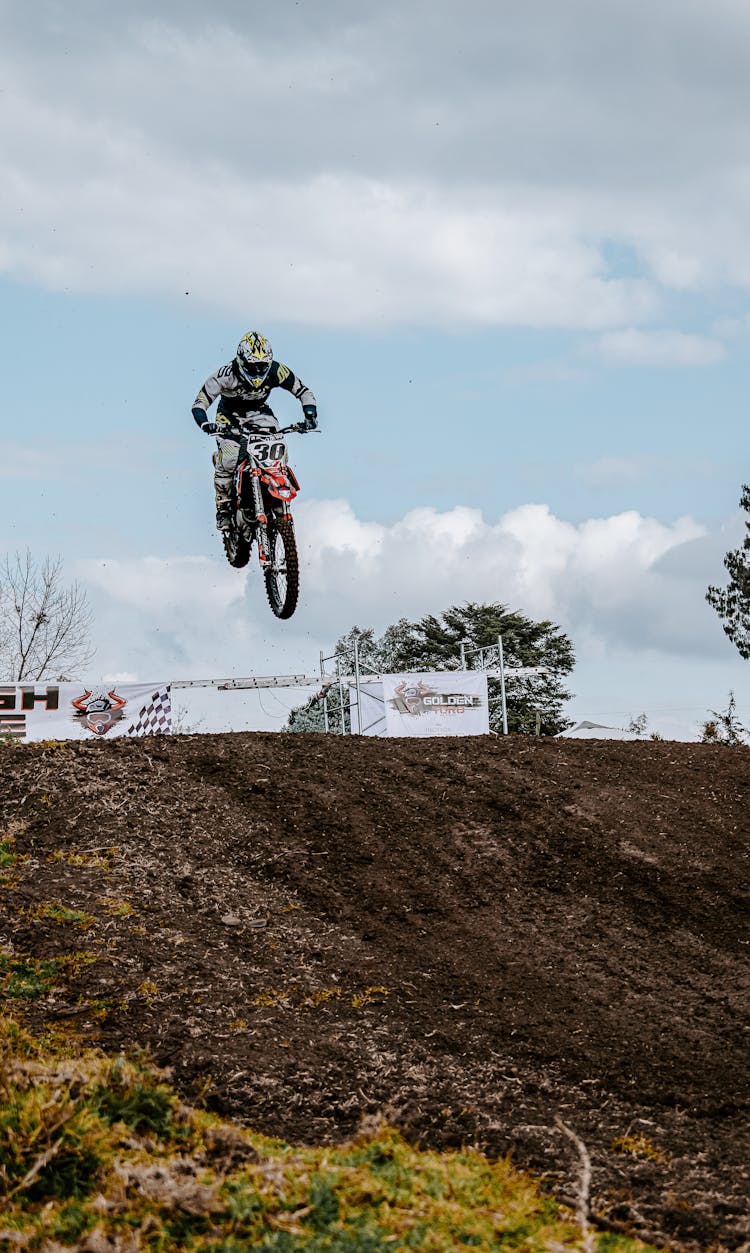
92;1058;181;1137
0;839;20;870
351;985;389;1009
0;824;27;870
48;847;118;869
26;902;96;930
612;1134;668;1163
0;951;96;1001
250;985;391;1013
85;998;128;1022
0;955;70;1001
97;897;135;916
0;1015;657;1253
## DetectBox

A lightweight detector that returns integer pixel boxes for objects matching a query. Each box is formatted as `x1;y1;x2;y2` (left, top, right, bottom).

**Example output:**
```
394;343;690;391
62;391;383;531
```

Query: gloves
193;406;224;436
303;405;318;431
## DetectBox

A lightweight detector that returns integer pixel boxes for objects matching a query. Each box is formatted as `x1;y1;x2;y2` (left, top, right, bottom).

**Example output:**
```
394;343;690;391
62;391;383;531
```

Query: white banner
0;683;172;741
382;672;489;738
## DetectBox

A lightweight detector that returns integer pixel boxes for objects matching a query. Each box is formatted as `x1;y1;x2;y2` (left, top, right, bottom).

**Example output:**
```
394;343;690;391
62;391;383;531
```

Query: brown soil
1;734;748;1250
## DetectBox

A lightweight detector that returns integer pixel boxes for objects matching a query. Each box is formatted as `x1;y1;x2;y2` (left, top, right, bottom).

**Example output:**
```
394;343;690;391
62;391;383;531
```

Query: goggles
238;356;269;381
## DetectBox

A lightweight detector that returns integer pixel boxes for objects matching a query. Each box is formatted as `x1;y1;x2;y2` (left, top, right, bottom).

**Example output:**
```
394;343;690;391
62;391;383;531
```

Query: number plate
247;436;288;466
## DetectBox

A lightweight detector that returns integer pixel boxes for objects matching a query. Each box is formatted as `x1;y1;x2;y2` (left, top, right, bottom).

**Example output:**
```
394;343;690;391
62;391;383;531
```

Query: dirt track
1;733;748;1250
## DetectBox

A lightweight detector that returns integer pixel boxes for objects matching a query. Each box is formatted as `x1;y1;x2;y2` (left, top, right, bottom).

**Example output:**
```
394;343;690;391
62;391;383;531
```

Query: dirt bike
220;422;313;620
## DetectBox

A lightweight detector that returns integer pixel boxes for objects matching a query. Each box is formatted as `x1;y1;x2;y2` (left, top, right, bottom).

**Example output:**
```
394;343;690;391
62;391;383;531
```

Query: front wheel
264;515;299;619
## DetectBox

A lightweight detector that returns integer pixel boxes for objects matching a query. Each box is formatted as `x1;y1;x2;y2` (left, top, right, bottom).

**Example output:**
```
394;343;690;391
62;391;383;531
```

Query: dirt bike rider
192;331;318;530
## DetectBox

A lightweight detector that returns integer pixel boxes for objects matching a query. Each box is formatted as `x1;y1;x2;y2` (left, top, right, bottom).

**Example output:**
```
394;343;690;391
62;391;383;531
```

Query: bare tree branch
0;550;95;682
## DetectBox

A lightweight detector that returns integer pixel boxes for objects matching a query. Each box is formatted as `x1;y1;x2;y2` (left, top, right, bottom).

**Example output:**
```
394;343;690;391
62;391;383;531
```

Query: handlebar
218;422;320;438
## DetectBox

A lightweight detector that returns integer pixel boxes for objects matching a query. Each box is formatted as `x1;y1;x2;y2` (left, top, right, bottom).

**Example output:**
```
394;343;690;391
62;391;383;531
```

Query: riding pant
212;436;241;508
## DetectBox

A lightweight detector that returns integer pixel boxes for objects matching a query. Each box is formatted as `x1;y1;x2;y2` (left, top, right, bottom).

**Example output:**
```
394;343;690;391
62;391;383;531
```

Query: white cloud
0;102;659;329
590;329;727;366
73;498;726;688
79;556;245;612
74;556;254;682
7;3;750;326
66;497;749;737
712;312;750;338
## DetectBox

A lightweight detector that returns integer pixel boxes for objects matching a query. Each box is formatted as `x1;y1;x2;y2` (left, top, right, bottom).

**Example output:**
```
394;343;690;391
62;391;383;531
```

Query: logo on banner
71;689;127;736
389;679;483;717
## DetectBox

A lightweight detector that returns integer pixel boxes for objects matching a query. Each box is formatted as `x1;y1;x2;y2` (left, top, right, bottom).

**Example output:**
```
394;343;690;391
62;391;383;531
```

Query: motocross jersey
192;359;316;431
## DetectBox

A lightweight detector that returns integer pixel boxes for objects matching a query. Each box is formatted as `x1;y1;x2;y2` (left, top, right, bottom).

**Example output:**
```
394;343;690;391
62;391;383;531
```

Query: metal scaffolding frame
459;636;509;735
173;673;331;691
172;635;546;736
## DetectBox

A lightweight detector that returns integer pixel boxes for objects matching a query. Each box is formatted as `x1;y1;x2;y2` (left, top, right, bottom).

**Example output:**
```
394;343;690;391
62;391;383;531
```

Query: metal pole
337;657;346;735
498;635;508;735
353;636;363;734
320;651;329;733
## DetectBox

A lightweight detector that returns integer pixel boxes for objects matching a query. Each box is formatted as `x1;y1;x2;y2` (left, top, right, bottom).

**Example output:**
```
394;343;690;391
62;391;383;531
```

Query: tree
706;484;750;659
285;624;405;734
699;692;748;746
626;713;649;737
625;712;664;741
285;603;575;735
0;551;94;681
284;692;327;734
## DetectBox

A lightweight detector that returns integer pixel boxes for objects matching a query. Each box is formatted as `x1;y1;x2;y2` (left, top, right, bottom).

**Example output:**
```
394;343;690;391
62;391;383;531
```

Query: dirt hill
1;733;748;1250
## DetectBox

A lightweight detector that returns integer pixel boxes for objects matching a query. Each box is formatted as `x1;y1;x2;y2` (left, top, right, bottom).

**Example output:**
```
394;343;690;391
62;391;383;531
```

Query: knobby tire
265;515;299;619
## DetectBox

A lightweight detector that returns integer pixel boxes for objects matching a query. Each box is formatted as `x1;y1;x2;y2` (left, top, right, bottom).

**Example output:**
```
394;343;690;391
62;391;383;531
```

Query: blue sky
2;0;749;737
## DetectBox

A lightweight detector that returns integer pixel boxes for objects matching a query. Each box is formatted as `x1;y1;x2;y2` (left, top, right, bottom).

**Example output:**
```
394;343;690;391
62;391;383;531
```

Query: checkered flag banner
124;686;172;737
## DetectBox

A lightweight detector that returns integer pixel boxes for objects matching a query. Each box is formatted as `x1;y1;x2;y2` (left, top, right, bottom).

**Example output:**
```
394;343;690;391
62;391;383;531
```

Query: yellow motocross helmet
236;331;273;388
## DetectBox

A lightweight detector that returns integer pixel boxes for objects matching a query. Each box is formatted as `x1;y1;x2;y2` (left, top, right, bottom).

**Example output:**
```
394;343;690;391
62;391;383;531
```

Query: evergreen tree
706;484;750;660
284;623;413;734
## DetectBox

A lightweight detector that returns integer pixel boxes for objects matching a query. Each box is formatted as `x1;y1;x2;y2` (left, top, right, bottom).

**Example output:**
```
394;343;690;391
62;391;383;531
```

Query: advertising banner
0;683;172;742
382;672;489;738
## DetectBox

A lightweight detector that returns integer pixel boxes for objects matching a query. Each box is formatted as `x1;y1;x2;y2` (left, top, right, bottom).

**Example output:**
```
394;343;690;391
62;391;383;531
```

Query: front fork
235;461;291;568
249;471;290;568
247;471;270;566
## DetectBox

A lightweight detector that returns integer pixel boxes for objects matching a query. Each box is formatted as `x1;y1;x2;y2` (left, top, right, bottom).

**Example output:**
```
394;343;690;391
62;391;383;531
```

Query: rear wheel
222;518;250;568
264;515;299;619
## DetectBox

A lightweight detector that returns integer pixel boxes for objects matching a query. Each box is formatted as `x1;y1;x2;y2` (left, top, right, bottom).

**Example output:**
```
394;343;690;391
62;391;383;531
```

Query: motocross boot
216;503;232;530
